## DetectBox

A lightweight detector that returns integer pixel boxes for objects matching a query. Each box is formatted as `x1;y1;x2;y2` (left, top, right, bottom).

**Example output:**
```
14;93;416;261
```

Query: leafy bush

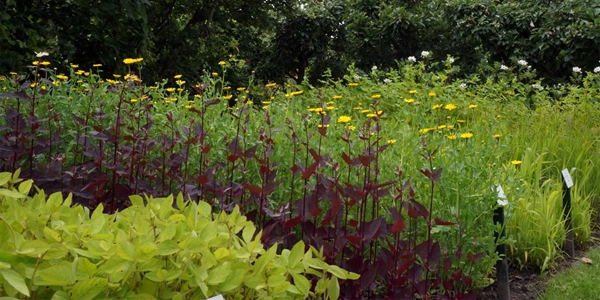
0;170;357;299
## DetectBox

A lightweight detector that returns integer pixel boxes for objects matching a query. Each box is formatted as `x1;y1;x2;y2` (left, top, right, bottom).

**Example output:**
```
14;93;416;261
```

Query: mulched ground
478;229;600;299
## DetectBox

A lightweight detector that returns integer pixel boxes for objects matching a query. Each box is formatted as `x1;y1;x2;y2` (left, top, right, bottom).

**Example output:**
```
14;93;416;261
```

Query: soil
478;229;600;300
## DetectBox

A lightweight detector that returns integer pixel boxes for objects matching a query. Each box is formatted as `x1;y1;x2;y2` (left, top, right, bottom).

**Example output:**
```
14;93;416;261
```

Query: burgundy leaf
341;152;353;166
395;257;416;275
201;144;211;154
301;161;318;180
467;252;485;263
443;257;452;271
344;234;361;244
435;218;455;226
243;184;262;195
309;148;322;162
391;217;406;233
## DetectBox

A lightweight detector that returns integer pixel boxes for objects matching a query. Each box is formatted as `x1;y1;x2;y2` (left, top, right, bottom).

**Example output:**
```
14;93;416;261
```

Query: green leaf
76;257;97;278
255;244;277;273
37;263;76;286
0;189;25;199
156;240;180;256
197;201;212;217
130;195;144;207
244;274;266;290
289;241;304;269
46;192;63;210
207;263;231;285
43;226;62;242
117;240;136;261
0;269;29;297
327;277;340;300
160;223;176;242
71;277;106;300
327;265;349;279
18;240;50;257
267;274;286;288
214;248;230;261
218;267;245;292
291;273;310;296
242;223;256;244
0;172;11;186
17;180;32;195
50;291;70;300
304;258;328;270
134;243;158;262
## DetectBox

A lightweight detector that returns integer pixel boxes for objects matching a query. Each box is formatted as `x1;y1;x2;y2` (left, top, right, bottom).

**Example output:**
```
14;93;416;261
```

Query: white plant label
207;295;224;300
561;168;574;188
495;185;508;207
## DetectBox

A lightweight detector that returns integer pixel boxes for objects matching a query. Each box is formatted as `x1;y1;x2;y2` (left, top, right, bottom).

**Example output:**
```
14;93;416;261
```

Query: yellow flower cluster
265;83;276;87
337;116;351;123
123;58;143;64
444;104;457;111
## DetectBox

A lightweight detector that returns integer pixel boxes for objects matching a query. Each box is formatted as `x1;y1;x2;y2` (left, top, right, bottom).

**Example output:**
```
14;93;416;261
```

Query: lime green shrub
0;170;357;299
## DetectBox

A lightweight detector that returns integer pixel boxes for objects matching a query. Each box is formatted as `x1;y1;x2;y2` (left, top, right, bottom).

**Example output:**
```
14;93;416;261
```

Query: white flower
518;60;528;66
497;199;509;207
448;57;455;64
383;78;392;84
500;65;509;70
421;51;430;58
372;65;377;71
572;67;582;73
35;51;49;58
408;56;416;62
459;83;467;89
594;67;600;73
531;83;544;91
354;75;361;80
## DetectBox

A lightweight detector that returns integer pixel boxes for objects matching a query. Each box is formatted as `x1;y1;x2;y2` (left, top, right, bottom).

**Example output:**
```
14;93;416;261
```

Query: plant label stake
561;168;574;257
493;185;510;300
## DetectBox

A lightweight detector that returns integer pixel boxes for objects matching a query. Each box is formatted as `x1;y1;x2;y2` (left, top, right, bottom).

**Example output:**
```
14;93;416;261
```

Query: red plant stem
110;86;126;213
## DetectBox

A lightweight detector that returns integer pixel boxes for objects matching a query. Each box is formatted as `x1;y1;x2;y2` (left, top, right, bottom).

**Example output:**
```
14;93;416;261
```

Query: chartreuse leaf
17;180;32;195
157;240;179;256
291;273;310;296
43;226;61;242
76;257;97;278
218;262;247;292
197;201;212;217
242;223;256;244
0;172;11;186
51;291;70;300
17;240;50;256
327;277;340;300
0;188;26;199
134;243;158;262
37;263;76;286
46;192;63;212
0;269;29;297
289;241;304;269
130;195;144;207
207;263;231;285
117;240;136;261
160;223;176;242
71;277;106;300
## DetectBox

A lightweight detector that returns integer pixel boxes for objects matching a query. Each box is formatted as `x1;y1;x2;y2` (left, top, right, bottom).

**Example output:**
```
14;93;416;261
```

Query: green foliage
0;171;358;299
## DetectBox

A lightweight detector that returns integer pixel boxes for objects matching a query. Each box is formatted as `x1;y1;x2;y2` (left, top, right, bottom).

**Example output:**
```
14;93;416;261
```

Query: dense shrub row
2;0;599;85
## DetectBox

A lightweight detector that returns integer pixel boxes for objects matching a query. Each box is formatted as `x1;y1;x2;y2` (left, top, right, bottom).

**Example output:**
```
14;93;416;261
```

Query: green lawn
538;247;600;300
